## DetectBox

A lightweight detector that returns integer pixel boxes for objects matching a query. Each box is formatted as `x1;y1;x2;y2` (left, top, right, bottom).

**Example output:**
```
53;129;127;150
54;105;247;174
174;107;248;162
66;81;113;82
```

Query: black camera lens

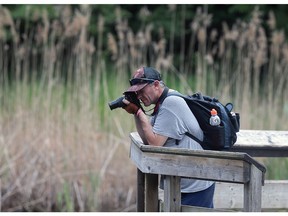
108;96;125;110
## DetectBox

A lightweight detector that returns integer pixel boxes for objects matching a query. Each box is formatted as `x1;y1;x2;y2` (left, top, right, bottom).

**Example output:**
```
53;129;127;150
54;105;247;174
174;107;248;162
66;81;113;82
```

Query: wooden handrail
129;132;266;212
229;130;288;157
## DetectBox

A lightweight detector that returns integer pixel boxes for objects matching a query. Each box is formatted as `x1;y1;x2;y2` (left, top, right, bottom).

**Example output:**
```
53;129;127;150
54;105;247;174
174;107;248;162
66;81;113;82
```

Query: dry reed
0;5;288;212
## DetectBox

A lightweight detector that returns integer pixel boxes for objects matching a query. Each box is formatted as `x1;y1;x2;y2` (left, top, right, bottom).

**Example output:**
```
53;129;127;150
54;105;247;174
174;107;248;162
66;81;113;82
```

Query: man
122;66;215;208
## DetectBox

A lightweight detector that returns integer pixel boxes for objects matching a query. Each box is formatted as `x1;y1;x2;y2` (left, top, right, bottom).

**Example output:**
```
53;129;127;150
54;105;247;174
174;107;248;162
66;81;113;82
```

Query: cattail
42;9;49;44
61;5;72;27
257;27;267;46
51;20;63;37
190;20;199;33
197;27;206;45
139;6;150;20
224;24;239;42
205;53;214;65
247;23;257;44
203;13;212;27
155;54;172;70
145;24;153;45
0;6;13;25
281;44;288;64
16;45;26;60
251;6;262;26
0;6;19;44
158;38;166;55
254;49;265;69
237;31;247;50
270;30;285;60
271;30;285;46
230;25;239;41
49;45;57;64
107;33;118;60
136;31;146;47
127;29;135;46
80;4;89;13
35;24;43;45
64;10;82;37
210;28;218;42
32;8;40;22
267;10;276;30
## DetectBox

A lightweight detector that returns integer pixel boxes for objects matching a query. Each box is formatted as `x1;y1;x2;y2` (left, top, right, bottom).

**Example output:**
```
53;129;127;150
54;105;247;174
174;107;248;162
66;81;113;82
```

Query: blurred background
0;4;288;211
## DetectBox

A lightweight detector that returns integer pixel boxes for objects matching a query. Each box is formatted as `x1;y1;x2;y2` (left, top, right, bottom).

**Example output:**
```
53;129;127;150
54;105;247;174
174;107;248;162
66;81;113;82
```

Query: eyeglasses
129;78;156;86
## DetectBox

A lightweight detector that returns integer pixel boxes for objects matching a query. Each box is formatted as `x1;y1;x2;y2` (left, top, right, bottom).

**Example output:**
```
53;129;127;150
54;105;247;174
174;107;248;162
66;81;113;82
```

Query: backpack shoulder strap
151;87;169;116
166;91;207;148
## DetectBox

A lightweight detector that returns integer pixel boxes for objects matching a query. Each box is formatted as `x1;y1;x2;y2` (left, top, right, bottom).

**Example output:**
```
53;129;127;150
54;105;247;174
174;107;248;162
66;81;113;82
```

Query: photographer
121;66;215;208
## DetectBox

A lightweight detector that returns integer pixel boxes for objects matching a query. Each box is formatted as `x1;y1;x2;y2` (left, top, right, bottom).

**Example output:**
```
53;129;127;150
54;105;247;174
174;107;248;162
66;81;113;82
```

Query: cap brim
124;83;148;93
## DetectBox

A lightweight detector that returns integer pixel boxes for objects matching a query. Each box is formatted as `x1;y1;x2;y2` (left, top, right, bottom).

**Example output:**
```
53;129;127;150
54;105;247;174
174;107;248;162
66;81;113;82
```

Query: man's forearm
134;110;167;146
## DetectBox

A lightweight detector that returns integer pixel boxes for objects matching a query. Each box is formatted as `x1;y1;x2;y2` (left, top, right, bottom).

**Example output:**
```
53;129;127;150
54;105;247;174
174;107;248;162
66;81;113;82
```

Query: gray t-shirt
151;94;214;193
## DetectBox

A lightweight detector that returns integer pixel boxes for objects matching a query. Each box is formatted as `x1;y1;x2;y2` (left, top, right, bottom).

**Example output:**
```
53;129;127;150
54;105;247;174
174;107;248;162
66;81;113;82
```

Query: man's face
136;82;156;106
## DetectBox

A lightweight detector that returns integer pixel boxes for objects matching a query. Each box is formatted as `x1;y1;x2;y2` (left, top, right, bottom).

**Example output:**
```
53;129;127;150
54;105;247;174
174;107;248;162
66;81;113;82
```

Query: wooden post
163;175;181;212
145;173;159;212
137;169;145;212
243;165;263;212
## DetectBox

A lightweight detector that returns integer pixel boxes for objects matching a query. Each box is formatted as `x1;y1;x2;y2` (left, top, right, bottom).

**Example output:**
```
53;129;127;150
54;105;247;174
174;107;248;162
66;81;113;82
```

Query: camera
108;92;142;111
108;96;126;110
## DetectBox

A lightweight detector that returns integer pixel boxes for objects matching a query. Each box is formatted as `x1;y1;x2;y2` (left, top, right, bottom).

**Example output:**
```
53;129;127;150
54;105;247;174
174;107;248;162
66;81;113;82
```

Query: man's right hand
122;99;139;115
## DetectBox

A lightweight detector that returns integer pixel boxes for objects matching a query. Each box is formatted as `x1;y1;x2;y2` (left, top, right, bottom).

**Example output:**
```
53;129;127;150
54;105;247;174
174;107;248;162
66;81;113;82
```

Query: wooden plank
136;169;145;212
138;150;250;183
130;130;288;157
144;173;158;212
181;205;234;212
235;130;288;147
214;180;288;210
163;176;181;212
130;132;266;174
230;130;288;157
243;165;262;212
130;133;265;184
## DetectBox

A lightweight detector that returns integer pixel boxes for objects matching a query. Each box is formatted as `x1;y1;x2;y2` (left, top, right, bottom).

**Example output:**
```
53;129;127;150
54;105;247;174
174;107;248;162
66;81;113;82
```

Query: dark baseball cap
124;67;162;93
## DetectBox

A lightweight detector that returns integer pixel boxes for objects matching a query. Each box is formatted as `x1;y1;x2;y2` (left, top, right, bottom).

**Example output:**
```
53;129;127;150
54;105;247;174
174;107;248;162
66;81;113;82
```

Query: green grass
266;158;288;180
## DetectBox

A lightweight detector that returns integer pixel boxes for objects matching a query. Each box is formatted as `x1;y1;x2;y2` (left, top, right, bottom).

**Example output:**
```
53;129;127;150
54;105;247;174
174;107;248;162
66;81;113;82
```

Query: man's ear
153;80;160;88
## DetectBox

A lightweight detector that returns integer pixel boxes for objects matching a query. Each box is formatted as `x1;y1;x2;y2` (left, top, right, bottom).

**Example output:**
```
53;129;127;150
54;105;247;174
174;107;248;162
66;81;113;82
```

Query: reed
0;5;288;211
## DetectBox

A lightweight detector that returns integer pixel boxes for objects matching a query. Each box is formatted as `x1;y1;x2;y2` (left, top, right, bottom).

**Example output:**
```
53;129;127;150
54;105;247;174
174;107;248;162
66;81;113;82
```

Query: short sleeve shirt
151;94;214;193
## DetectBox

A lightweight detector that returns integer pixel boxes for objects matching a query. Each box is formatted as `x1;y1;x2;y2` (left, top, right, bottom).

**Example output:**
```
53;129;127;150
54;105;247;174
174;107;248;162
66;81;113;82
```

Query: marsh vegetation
0;5;287;211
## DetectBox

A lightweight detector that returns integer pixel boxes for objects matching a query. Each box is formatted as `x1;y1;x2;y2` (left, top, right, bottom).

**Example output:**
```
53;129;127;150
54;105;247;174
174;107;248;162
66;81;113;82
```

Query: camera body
108;92;142;111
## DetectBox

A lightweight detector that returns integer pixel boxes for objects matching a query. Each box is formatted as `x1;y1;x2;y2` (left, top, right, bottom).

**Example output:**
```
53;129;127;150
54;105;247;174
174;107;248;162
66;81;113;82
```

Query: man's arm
122;99;168;146
135;109;168;146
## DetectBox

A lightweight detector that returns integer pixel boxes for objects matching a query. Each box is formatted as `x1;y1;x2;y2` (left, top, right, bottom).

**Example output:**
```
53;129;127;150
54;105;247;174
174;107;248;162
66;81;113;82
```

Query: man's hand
122;98;139;114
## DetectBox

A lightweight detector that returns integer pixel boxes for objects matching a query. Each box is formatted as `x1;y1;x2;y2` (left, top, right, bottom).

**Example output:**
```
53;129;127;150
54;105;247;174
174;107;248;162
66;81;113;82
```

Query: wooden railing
129;131;267;212
228;130;288;157
218;129;288;211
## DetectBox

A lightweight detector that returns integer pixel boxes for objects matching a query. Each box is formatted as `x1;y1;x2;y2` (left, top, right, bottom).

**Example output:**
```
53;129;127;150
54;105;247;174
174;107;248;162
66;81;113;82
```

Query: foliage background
0;4;288;212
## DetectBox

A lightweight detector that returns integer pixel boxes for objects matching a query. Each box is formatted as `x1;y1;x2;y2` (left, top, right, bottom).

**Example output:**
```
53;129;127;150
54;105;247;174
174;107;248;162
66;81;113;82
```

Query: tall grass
0;5;288;211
